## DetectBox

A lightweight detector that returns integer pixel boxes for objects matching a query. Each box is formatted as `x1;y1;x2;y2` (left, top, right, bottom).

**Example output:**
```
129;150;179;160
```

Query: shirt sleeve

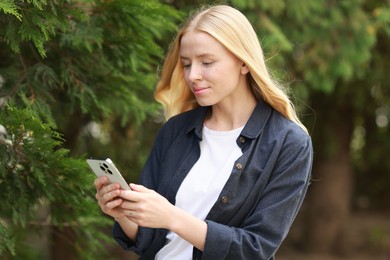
200;133;313;260
112;122;171;254
112;221;136;250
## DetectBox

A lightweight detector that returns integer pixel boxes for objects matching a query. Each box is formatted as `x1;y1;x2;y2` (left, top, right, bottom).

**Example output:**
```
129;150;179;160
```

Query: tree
0;0;181;258
2;0;389;258
353;1;390;211
227;0;390;255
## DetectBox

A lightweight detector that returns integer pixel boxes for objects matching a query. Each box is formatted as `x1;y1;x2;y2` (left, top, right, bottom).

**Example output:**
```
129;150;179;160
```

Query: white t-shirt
155;124;244;260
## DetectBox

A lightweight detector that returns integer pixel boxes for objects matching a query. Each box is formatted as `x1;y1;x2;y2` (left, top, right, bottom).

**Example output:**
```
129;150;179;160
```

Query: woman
95;5;313;260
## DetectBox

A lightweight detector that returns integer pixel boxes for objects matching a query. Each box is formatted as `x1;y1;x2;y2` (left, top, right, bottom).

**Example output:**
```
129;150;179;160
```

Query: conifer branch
18;54;35;102
28;43;43;63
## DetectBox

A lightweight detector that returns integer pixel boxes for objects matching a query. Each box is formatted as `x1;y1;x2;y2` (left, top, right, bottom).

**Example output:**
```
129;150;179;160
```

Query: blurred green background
1;0;389;259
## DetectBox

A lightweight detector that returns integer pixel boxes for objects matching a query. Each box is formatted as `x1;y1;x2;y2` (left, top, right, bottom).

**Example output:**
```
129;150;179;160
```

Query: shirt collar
186;106;210;140
241;100;272;139
186;101;272;140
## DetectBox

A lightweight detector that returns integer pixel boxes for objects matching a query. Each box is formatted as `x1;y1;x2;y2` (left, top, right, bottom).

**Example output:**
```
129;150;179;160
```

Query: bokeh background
1;0;389;259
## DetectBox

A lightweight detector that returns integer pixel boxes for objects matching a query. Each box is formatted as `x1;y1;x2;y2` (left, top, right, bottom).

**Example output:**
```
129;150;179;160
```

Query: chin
195;99;215;107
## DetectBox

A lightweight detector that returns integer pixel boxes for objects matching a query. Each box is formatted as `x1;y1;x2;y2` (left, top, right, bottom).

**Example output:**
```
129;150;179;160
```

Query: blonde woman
95;5;313;260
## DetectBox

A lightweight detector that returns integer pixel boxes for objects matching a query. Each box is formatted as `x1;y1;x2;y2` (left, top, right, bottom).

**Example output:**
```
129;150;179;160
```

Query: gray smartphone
86;158;130;190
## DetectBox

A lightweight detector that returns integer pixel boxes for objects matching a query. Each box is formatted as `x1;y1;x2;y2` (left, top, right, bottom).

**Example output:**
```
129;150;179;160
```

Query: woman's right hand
94;176;125;219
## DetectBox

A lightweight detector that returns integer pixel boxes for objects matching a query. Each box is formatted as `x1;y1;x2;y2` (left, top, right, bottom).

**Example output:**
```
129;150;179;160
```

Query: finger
129;183;149;192
120;200;138;210
118;189;142;203
94;176;108;190
105;197;123;209
99;182;121;197
101;189;121;204
101;198;123;214
98;190;121;210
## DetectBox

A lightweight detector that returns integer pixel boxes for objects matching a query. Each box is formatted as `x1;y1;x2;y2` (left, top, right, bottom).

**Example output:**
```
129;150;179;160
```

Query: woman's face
179;30;249;107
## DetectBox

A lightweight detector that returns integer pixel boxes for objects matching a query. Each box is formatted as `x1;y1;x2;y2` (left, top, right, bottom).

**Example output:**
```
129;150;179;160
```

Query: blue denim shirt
113;101;313;260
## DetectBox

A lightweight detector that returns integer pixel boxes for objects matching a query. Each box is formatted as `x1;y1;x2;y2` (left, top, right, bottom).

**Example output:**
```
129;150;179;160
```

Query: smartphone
86;158;131;190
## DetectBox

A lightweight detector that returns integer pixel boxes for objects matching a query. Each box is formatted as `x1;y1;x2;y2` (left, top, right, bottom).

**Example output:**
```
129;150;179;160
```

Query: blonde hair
154;5;307;133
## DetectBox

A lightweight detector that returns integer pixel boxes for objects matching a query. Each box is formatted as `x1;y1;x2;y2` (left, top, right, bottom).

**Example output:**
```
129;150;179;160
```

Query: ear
241;63;249;75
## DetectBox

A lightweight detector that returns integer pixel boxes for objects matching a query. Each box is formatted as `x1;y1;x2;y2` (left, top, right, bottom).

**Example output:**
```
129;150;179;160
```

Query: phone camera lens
107;169;113;175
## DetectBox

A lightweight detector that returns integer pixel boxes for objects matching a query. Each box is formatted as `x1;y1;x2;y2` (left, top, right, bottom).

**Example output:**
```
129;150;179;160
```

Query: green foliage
0;0;182;257
232;0;376;94
0;104;112;257
0;0;86;57
0;0;21;20
372;1;390;36
0;220;15;255
1;0;182;129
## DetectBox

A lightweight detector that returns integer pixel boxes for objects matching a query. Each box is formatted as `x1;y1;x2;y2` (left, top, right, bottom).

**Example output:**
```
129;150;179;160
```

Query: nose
188;65;203;82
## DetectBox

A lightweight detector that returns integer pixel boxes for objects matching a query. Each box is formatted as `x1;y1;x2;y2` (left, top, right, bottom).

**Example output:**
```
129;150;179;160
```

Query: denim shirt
113;101;313;260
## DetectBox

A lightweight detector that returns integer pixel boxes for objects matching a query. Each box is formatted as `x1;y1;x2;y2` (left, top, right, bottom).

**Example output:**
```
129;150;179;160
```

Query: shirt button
221;196;229;203
236;163;243;170
239;136;246;143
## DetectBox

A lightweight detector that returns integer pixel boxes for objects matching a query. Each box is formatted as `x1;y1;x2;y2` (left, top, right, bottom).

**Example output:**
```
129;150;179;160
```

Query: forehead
179;30;229;57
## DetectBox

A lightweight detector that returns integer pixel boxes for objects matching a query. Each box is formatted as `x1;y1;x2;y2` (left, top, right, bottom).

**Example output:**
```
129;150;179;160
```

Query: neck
205;95;257;131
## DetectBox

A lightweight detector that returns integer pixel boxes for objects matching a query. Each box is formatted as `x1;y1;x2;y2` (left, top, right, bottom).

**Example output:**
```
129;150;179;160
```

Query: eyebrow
180;53;216;60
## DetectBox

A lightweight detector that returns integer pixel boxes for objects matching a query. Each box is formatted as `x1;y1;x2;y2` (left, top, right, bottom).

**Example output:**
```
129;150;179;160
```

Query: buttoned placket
212;135;248;215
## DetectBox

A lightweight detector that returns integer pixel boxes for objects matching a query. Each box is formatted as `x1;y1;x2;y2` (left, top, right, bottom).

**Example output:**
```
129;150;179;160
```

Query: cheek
203;67;221;80
182;70;191;85
212;66;240;82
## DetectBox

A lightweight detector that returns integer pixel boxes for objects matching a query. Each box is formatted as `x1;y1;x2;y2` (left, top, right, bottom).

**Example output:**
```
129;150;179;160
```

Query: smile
193;87;209;95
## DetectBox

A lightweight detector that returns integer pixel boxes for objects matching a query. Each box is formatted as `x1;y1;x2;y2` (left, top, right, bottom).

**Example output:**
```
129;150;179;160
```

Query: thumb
129;183;148;192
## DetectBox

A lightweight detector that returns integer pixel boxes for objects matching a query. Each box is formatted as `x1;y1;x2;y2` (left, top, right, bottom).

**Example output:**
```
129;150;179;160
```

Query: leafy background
1;0;389;259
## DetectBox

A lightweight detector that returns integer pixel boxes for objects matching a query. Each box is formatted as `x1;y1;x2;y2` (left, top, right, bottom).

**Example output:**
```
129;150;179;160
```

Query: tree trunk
50;227;77;259
304;95;354;255
49;111;86;259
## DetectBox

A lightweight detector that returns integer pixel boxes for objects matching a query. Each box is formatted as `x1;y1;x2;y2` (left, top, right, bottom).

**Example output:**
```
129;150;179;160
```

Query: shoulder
266;108;311;148
262;109;313;176
155;106;207;140
248;102;310;145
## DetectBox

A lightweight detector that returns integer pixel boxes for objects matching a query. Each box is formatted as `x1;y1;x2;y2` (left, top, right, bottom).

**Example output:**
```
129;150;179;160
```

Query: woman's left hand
118;183;176;229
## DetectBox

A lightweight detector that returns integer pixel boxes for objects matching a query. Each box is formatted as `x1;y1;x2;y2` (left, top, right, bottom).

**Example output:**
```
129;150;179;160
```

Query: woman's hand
118;183;176;229
118;183;207;250
94;176;125;219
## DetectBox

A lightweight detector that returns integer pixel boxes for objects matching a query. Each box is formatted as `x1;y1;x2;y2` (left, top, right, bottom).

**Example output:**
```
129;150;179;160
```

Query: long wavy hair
154;5;307;132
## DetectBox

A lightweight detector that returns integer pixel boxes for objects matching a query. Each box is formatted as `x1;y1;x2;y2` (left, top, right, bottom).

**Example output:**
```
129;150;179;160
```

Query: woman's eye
182;64;191;69
202;61;213;66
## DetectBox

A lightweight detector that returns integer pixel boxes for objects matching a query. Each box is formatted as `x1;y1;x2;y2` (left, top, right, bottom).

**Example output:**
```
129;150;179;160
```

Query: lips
193;87;209;95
